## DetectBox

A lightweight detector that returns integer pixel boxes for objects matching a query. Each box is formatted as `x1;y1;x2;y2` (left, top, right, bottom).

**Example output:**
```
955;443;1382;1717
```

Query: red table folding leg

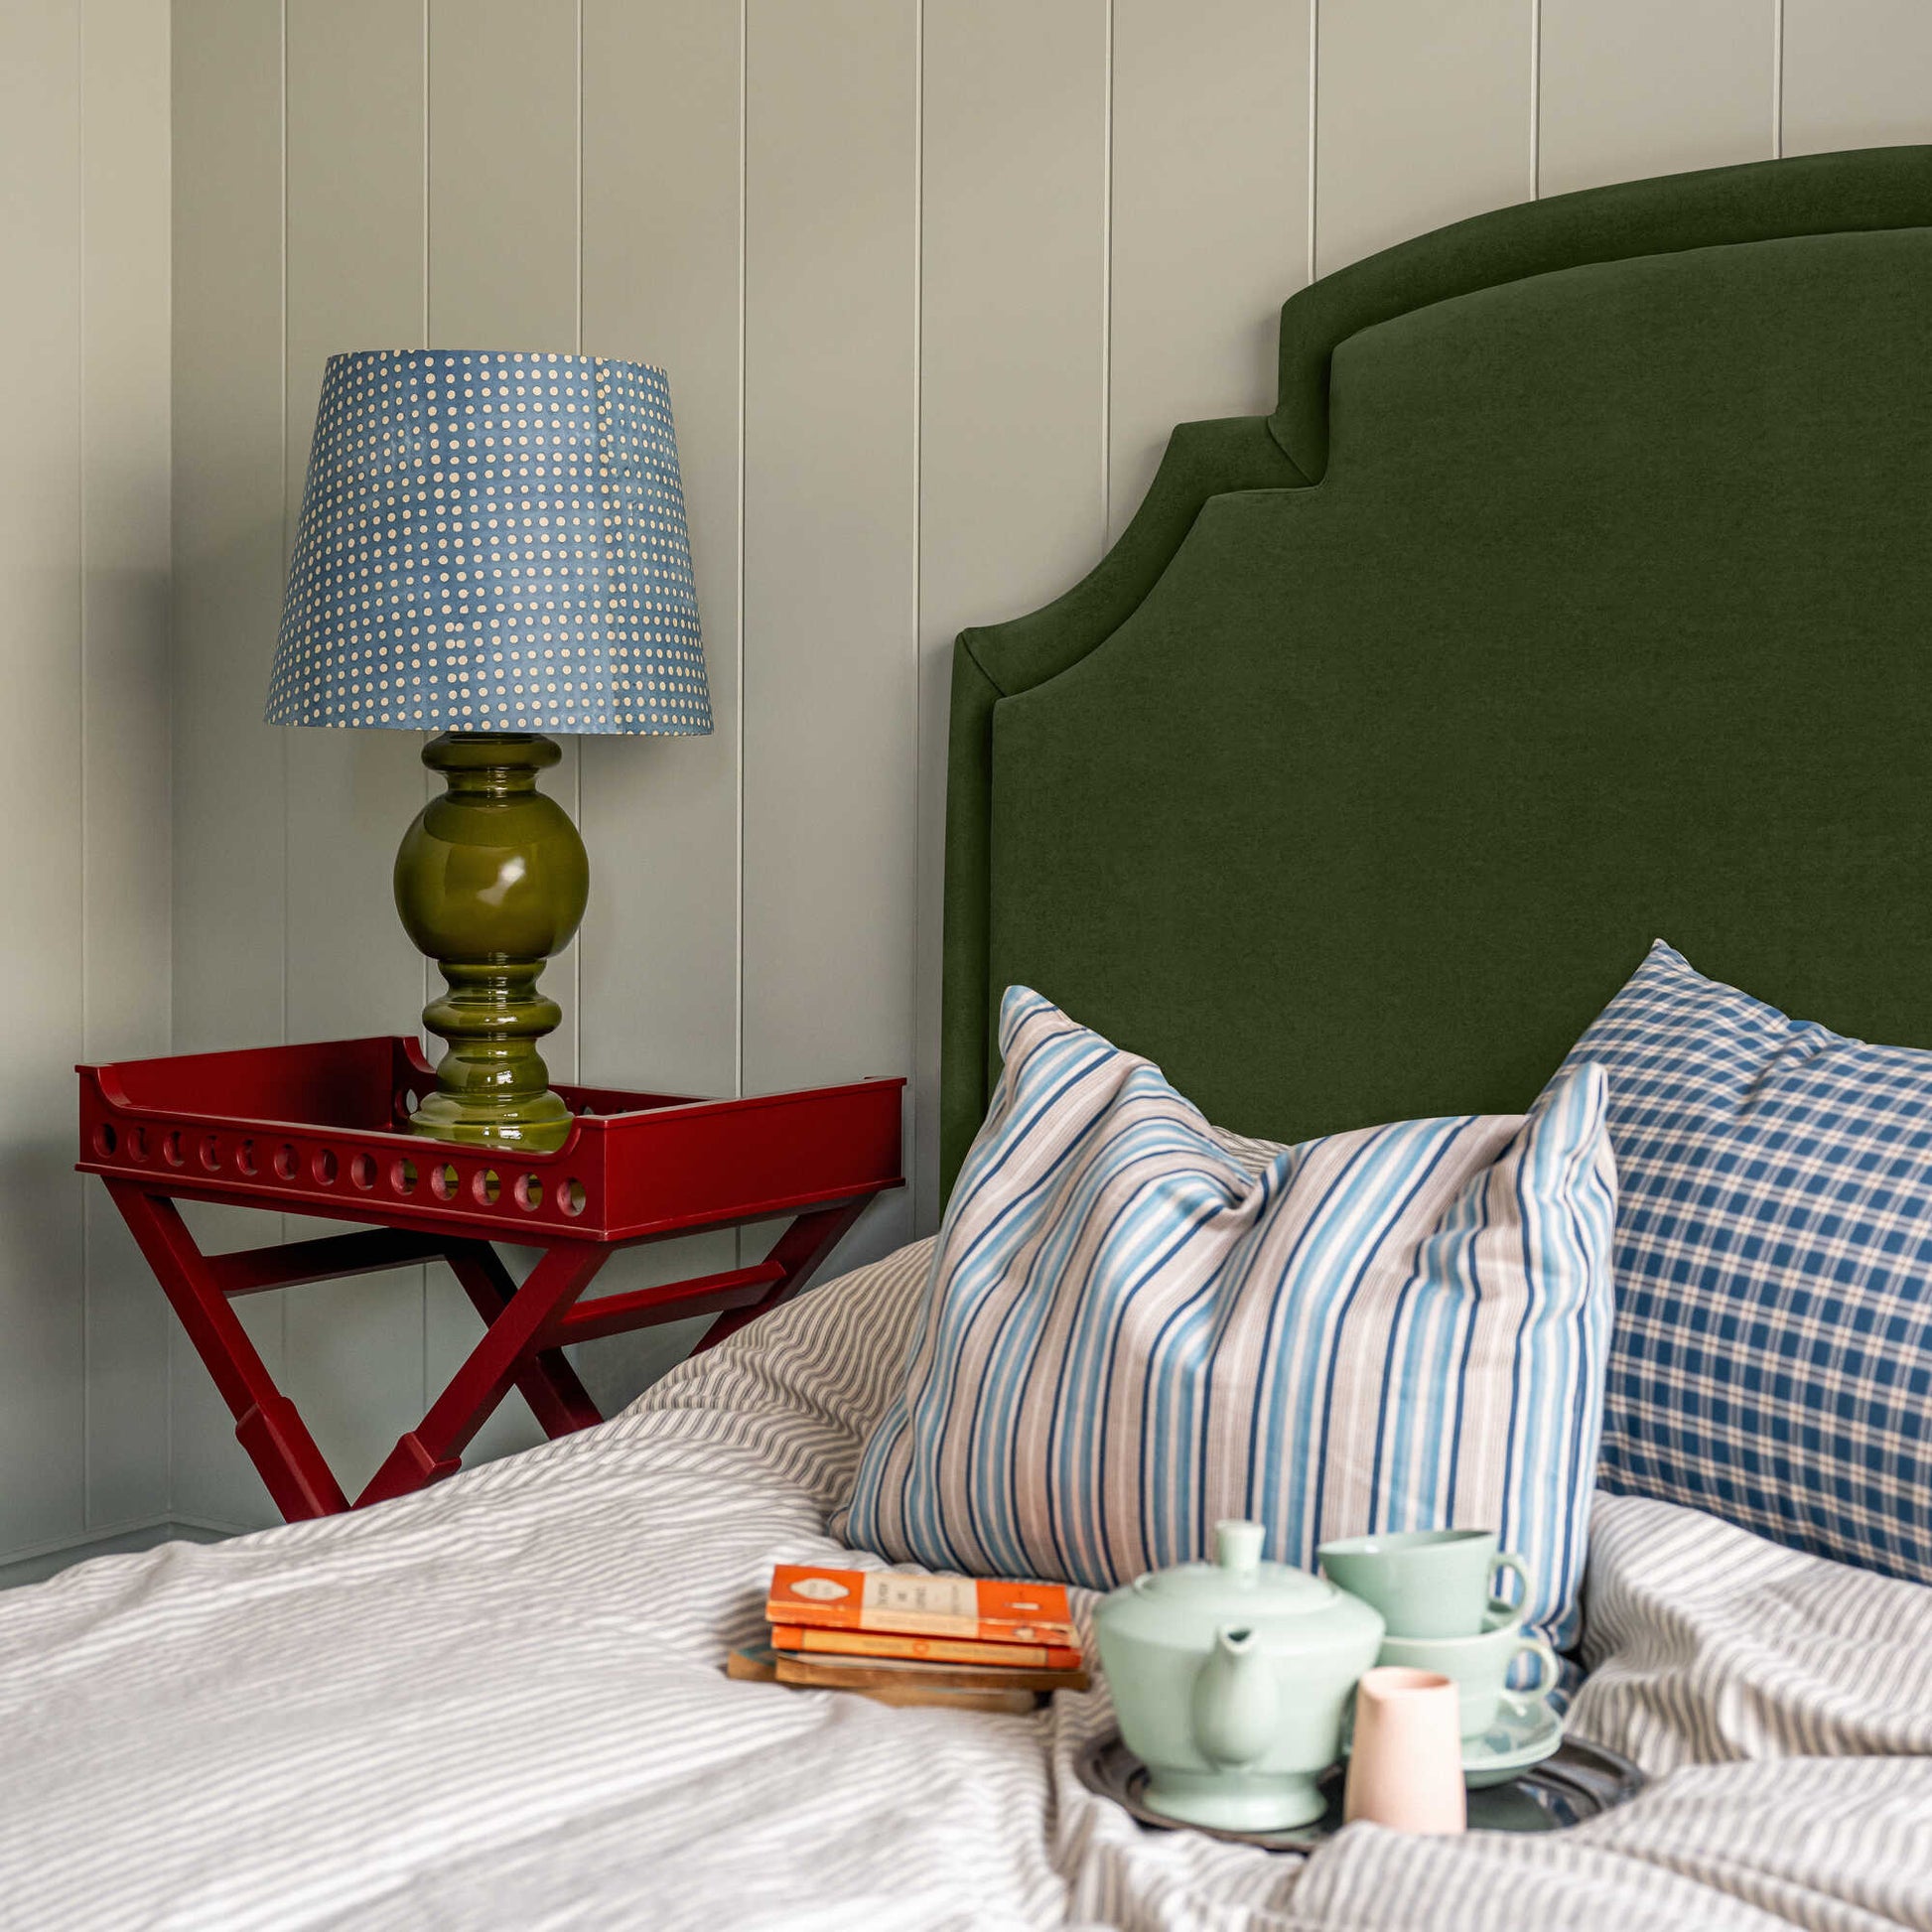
76;1037;904;1521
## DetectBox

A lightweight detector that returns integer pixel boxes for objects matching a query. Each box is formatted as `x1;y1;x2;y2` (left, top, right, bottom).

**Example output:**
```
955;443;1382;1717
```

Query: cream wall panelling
171;0;288;1530
0;0;171;1567
741;0;919;1274
423;0;582;1465
279;0;437;1504
170;0;287;1529
1;0;85;1560
158;0;1932;1533
577;0;749;1407
1783;0;1932;155
81;0;175;1534
1538;0;1774;198
912;0;1110;1243
1108;0;1312;538
1314;0;1532;276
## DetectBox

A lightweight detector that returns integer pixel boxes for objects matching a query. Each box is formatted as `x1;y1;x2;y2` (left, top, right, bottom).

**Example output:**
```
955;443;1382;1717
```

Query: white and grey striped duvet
2;1239;1928;1930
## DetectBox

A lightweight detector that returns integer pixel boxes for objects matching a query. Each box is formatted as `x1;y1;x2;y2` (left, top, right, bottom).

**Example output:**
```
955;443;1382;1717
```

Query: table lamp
266;348;710;1153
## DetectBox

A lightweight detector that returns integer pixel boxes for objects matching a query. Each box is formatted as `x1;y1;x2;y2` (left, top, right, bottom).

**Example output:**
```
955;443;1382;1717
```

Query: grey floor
0;1520;230;1591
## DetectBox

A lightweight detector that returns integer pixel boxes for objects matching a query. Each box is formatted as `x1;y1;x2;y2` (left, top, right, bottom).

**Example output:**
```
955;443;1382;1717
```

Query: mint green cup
1375;1611;1560;1737
1316;1529;1531;1639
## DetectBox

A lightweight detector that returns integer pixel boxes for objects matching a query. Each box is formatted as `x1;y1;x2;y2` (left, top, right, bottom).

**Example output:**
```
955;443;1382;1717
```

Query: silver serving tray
1074;1731;1645;1853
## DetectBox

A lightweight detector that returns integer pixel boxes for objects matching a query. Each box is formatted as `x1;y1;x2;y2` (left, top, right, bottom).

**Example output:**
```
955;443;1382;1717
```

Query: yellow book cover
766;1565;1076;1645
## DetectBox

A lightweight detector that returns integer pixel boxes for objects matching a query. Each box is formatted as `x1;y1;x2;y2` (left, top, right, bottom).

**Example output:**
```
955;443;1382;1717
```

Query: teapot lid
1130;1520;1344;1614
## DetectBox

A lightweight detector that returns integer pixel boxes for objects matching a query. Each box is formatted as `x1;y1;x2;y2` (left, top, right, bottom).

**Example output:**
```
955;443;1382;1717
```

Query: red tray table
77;1037;903;1523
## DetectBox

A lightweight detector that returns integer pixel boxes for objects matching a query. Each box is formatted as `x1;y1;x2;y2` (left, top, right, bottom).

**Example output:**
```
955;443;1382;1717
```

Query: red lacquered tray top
77;1035;905;1244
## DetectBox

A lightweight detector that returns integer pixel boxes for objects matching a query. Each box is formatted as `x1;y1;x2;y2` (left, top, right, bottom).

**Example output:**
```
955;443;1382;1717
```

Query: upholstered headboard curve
940;145;1932;1200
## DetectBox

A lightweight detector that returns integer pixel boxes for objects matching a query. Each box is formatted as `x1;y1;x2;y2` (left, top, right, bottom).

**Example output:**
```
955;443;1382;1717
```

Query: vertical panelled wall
169;0;1932;1529
0;0;171;1573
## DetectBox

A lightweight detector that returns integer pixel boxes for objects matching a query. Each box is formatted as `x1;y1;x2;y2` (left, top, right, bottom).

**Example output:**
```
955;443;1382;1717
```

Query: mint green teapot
1094;1520;1384;1831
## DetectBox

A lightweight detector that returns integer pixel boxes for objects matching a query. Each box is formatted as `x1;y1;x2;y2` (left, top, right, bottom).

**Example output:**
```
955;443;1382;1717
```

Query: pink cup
1342;1667;1467;1835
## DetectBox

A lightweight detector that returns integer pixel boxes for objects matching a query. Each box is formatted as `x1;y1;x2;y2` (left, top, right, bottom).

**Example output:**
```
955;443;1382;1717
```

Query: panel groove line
1530;0;1541;198
78;0;92;1531
909;0;923;1243
735;0;748;1287
736;0;747;1117
277;0;290;1407
1773;0;1785;158
1308;0;1319;286
1100;0;1113;542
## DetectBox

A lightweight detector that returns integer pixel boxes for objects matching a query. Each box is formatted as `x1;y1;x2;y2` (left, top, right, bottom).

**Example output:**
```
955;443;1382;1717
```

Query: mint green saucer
1463;1692;1564;1788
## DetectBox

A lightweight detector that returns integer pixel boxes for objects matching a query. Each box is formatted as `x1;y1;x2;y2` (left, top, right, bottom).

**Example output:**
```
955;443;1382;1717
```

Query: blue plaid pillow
1554;942;1932;1582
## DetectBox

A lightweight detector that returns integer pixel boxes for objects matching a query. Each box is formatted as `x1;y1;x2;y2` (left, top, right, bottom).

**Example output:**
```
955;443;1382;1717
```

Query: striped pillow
837;989;1617;1644
1553;941;1932;1584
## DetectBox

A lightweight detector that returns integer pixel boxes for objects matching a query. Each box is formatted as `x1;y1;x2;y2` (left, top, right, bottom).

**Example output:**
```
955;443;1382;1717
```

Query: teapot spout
1190;1625;1279;1769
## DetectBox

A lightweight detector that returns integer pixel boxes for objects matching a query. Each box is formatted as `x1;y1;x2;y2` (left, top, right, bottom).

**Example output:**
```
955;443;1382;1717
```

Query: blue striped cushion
838;989;1616;1644
1553;941;1932;1583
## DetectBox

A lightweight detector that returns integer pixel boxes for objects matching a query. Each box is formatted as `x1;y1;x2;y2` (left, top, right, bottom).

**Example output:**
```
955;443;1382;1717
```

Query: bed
11;144;1932;1929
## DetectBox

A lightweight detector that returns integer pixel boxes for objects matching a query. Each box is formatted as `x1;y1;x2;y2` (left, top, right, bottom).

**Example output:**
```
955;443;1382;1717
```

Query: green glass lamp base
393;733;589;1154
406;962;577;1152
407;1091;576;1152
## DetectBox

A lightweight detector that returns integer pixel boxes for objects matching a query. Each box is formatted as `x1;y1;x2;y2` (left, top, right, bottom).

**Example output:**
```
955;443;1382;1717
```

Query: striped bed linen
1285;1497;1932;1932
0;1241;1926;1930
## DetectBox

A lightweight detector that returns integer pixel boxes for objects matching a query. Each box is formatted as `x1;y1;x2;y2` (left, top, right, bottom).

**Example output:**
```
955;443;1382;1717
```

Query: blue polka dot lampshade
266;348;710;735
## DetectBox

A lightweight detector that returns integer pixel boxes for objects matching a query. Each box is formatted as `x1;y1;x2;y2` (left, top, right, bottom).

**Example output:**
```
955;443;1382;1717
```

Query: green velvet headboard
939;145;1932;1202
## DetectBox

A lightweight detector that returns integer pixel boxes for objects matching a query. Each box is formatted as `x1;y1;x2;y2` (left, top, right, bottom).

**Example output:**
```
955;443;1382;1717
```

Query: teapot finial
1214;1519;1266;1575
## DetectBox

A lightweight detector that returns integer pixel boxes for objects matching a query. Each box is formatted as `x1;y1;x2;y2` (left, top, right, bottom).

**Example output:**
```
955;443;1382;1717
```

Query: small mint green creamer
1095;1520;1385;1832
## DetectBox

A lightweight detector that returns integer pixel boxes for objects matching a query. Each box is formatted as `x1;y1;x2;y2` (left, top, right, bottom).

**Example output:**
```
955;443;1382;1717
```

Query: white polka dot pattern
266;349;710;735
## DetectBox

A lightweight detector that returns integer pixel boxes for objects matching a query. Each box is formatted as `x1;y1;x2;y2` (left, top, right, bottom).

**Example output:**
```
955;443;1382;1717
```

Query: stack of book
728;1563;1088;1714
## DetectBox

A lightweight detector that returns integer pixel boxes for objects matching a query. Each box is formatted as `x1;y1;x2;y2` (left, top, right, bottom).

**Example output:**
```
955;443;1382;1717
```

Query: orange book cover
765;1566;1076;1645
769;1623;1083;1672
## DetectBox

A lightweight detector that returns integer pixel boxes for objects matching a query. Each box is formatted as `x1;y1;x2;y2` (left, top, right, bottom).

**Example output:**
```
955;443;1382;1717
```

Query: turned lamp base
393;732;589;1153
